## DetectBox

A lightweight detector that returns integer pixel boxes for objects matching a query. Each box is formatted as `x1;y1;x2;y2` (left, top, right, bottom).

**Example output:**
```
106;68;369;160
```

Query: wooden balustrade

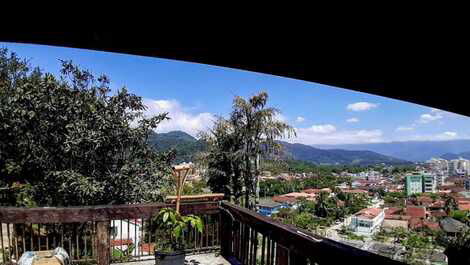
1;201;413;265
0;202;220;265
219;202;407;265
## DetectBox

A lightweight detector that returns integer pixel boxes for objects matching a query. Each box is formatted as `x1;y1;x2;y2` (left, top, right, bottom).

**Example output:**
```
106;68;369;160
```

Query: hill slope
280;141;410;166
148;131;205;163
148;131;411;165
314;140;470;162
440;151;470;160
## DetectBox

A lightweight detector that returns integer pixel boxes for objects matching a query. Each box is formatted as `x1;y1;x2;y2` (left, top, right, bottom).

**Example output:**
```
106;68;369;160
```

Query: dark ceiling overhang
0;32;465;117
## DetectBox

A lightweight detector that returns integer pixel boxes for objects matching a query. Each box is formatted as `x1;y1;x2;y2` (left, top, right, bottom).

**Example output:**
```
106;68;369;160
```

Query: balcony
1;201;407;265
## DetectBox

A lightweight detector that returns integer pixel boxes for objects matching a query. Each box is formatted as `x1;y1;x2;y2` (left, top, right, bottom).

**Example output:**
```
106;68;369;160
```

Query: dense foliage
201;92;294;207
0;49;174;206
272;192;369;229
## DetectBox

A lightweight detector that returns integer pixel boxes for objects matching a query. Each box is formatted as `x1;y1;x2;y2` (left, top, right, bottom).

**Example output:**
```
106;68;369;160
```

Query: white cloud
289;126;383;145
346;117;359;123
308;124;337;134
296;116;305;123
346;102;378;111
443;131;457;137
418;112;443;123
142;99;215;136
403;131;460;141
396;126;415;132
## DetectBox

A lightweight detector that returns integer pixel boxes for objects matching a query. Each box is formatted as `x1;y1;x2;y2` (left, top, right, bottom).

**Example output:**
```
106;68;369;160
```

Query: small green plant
153;208;203;253
112;244;135;262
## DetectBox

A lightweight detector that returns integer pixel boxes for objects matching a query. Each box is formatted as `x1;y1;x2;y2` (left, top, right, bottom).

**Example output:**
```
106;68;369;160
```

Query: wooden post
95;221;110;265
276;244;289;265
290;250;308;265
172;163;192;214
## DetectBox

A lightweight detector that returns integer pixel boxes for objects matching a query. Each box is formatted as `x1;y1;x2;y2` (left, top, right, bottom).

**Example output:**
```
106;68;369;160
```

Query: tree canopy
0;48;174;206
201;92;294;207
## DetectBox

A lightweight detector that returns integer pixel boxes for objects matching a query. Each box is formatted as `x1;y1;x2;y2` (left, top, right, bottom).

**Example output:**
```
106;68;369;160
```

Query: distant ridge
314;139;470;162
147;131;410;165
440;151;470;160
279;141;411;166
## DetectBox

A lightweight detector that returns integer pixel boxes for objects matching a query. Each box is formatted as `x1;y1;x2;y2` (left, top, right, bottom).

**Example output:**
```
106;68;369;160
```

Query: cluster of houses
258;168;470;239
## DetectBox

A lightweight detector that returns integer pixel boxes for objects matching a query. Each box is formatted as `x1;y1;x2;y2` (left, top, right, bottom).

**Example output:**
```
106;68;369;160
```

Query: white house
110;219;142;256
349;208;385;235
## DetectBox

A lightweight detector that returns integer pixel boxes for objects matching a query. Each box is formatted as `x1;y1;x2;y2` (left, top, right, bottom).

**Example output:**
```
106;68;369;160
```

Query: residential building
110;219;142;255
257;200;285;217
426;158;449;186
423;174;436;193
405;173;436;195
406;174;423;196
349;208;385;235
465;178;470;190
449;158;470;176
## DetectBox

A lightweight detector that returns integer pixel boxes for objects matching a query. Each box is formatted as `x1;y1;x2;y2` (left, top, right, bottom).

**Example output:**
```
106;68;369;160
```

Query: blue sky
2;42;470;145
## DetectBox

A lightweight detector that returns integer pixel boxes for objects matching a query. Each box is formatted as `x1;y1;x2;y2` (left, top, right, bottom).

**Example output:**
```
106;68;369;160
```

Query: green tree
202;92;294;207
0;48;174;206
314;192;329;218
444;195;459;215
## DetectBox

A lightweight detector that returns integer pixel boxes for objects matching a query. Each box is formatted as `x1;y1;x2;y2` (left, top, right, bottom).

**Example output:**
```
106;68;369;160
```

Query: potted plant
153;207;203;265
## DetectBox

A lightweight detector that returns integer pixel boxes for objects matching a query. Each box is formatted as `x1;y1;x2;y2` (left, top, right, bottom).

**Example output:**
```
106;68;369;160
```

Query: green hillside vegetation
148;131;206;163
148;131;411;166
280;141;411;166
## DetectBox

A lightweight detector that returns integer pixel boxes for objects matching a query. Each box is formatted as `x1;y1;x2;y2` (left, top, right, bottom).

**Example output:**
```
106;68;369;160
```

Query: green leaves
153;208;204;251
0;48;173;206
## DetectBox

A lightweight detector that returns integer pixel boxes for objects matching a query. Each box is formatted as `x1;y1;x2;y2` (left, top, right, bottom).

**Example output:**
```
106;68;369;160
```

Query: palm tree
229;92;295;208
315;192;329;218
444;195;458;215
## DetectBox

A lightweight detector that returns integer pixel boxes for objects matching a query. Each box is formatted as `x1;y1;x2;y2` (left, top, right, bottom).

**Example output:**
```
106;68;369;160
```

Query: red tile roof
356;208;383;219
140;243;155;253
111;239;133;246
417;196;433;204
406;206;426;219
342;189;368;194
458;201;470;211
272;196;297;204
385;207;402;216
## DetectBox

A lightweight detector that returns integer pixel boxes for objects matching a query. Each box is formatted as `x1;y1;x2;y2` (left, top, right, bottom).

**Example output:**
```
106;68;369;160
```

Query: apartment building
349;208;385;235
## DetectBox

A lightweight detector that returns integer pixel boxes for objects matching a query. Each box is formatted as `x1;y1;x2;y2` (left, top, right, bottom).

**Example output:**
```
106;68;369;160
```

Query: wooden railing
1;201;411;265
0;202;220;265
219;202;407;265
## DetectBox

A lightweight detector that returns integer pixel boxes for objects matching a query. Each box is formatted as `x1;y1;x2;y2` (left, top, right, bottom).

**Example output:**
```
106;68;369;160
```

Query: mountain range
315;140;470;162
148;131;206;163
440;151;470;160
148;131;411;166
278;142;410;166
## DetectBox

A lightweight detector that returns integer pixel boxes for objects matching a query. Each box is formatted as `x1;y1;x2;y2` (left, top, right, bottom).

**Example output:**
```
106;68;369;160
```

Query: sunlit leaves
0;48;173;206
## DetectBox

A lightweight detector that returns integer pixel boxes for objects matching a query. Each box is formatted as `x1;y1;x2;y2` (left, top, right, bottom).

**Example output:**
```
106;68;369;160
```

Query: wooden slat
0;202;219;224
276;244;289;265
220;202;406;265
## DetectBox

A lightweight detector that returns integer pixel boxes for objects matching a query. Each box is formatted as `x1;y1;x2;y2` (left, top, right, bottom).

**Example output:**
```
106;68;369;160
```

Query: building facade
406;173;436;195
349;208;385;235
406;175;424;196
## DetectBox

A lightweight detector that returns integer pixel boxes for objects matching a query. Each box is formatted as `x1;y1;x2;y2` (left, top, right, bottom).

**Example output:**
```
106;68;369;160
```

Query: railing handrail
0;201;219;224
220;201;407;265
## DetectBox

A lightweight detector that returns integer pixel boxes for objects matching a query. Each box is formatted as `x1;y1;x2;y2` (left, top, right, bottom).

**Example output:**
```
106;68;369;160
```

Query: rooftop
405;206;427;219
440;217;467;233
356;208;383;219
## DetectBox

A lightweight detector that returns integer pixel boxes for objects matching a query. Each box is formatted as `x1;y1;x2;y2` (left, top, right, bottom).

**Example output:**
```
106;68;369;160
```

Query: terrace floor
113;253;230;265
